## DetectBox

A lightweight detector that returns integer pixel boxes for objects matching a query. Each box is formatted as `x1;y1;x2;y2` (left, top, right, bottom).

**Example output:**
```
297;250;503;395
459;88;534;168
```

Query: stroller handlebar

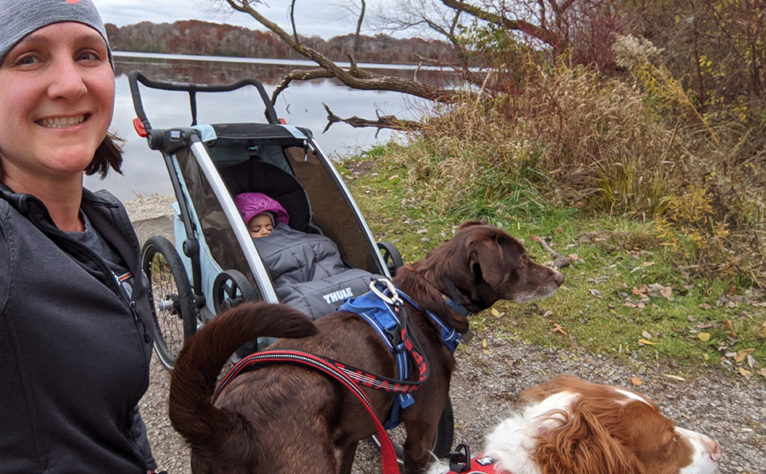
127;71;281;142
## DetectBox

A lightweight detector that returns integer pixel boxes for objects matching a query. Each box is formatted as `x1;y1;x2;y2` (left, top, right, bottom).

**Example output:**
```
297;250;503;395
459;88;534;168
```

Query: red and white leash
212;349;400;474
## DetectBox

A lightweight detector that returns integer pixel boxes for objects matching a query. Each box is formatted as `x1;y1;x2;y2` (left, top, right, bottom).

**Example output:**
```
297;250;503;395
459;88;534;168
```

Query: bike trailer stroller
129;71;455;463
128;71;404;370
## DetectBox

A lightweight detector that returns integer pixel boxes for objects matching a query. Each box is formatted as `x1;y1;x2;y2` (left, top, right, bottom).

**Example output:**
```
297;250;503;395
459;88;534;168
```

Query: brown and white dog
428;375;721;474
169;221;564;473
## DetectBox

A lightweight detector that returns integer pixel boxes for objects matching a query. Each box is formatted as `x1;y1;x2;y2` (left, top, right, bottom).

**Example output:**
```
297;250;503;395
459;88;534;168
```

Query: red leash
213;350;400;474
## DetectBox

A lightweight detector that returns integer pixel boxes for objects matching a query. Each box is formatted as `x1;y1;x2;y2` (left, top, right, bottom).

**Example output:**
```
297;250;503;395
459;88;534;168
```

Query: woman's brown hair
85;131;124;177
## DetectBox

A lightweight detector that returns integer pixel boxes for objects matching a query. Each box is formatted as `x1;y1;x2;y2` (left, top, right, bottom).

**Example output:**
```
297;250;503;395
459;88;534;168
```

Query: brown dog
169;221;564;473
427;375;721;473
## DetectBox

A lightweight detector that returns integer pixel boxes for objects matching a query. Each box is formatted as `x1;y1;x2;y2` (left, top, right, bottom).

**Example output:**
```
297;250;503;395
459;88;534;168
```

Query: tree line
105;20;457;66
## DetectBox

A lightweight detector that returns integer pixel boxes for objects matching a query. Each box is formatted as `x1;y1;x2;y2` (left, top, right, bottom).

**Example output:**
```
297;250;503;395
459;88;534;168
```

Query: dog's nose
706;438;722;461
553;271;564;286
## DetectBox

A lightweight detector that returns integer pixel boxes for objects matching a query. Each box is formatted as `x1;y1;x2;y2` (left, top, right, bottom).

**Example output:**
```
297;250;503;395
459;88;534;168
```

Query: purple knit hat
234;192;290;226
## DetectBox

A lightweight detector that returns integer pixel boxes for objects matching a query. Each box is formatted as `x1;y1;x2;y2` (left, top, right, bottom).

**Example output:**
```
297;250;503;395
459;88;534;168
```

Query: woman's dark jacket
0;184;154;473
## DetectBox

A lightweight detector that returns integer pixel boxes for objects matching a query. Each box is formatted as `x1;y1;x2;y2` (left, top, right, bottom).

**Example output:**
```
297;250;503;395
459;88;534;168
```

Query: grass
338;146;766;381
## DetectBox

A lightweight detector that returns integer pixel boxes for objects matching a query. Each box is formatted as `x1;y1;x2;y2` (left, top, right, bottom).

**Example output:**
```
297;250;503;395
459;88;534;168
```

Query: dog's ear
459;219;488;229
533;405;644;473
466;233;507;287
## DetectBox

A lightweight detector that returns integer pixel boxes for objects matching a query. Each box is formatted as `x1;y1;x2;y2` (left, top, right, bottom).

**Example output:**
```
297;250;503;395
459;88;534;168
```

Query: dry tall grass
392;59;766;286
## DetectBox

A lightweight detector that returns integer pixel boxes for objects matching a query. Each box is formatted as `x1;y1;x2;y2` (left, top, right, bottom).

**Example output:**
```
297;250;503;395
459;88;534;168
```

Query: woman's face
0;22;114;186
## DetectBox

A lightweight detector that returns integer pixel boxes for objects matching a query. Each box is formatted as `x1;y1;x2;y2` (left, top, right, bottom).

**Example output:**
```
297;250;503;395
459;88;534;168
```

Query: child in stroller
234;191;378;321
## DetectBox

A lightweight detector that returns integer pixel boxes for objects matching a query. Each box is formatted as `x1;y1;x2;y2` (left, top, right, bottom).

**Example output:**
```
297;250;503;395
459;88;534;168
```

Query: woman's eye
77;50;100;62
15;54;39;66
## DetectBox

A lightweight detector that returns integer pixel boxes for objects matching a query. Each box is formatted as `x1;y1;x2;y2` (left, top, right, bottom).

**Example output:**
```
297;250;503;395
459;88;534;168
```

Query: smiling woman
0;23;115;216
0;0;161;473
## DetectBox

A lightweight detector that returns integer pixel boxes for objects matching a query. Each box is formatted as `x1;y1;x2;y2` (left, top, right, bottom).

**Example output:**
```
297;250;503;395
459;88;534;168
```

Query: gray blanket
253;224;377;319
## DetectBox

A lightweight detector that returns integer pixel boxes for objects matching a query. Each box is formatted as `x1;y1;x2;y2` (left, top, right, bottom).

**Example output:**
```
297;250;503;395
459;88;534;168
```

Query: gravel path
128;196;766;474
140;332;766;474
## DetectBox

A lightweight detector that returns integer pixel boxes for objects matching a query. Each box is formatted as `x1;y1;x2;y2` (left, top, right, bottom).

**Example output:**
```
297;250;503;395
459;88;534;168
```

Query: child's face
247;213;274;238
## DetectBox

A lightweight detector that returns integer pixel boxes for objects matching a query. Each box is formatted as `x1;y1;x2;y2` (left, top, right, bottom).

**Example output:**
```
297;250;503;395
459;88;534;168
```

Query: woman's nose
46;58;87;100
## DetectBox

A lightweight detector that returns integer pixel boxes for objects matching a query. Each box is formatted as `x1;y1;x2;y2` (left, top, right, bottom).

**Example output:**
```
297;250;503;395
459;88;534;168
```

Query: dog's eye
660;431;679;453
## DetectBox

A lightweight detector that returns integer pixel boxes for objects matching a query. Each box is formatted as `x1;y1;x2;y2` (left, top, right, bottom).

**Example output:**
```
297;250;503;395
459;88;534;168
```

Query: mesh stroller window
175;147;260;286
284;147;380;274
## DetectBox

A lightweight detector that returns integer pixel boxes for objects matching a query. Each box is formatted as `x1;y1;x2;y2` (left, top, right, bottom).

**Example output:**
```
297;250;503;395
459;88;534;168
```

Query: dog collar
397;290;462;353
442;277;471;317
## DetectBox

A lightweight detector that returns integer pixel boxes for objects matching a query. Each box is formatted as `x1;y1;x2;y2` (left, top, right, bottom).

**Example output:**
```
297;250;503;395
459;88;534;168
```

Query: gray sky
97;0;390;39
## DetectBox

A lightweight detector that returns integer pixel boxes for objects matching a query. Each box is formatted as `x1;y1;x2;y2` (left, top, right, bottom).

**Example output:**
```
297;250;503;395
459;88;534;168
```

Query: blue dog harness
339;279;464;429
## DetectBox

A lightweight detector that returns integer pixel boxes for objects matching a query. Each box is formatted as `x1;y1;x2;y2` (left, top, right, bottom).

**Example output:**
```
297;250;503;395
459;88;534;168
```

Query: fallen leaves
550;323;567;335
630;376;642;386
481;338;490;355
663;373;686;382
638;329;656;346
633;283;674;301
698;332;711;342
622;283;676;309
721;348;760;379
739;367;752;379
630;261;655;273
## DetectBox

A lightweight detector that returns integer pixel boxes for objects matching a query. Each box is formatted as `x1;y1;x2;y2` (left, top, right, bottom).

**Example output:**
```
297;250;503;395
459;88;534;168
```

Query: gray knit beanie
0;0;112;66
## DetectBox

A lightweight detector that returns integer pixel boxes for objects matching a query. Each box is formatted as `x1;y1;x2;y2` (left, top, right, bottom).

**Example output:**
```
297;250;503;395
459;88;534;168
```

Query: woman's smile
37;114;89;128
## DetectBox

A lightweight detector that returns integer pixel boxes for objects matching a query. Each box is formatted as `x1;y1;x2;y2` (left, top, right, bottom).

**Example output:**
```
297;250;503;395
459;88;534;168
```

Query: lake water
84;54;446;201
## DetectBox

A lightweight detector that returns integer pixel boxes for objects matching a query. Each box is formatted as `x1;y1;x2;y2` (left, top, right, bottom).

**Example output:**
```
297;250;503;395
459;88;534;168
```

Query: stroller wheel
212;270;260;314
213;270;262;358
141;236;197;370
377;241;404;277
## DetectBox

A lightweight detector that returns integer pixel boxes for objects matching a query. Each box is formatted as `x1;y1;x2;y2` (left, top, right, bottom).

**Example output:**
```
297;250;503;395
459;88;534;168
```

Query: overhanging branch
323;103;420;132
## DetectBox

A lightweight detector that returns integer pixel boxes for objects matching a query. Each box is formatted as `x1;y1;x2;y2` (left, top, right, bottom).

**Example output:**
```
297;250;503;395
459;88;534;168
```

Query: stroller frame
128;71;403;369
129;70;455;464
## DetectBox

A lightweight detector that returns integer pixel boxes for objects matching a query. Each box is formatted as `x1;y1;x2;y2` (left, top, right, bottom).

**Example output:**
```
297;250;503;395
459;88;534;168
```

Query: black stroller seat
219;152;313;233
219;157;378;320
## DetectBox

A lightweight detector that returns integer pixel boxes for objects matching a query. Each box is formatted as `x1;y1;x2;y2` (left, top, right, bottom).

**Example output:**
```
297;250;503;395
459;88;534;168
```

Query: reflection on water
86;56;449;201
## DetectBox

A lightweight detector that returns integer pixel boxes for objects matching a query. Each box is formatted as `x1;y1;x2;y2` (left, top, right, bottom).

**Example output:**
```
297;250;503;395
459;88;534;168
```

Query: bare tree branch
289;0;299;43
353;0;365;60
272;68;335;103
322;103;419;132
225;0;470;106
530;235;572;270
439;0;563;52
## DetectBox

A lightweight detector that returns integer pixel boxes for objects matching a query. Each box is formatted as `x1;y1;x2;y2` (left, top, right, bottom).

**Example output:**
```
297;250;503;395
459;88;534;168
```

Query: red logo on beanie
66;0;82;4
